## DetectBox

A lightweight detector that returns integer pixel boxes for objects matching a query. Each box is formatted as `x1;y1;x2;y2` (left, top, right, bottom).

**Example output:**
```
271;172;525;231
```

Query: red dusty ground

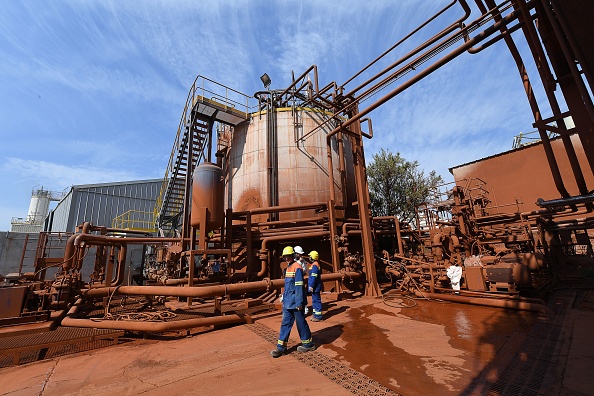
0;290;591;395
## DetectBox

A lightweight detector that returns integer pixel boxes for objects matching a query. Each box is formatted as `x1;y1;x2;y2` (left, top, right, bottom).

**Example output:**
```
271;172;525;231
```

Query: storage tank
227;107;355;221
27;188;51;223
191;162;225;231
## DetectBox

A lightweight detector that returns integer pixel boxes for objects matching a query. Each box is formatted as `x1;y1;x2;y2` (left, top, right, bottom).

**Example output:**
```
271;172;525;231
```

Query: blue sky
0;1;549;231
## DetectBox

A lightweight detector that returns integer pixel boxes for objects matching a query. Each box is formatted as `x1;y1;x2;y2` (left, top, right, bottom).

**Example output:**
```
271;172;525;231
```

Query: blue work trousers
311;291;323;319
276;306;313;352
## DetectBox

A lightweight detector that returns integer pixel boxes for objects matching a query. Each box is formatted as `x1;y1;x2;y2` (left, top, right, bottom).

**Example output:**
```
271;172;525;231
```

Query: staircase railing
154;76;254;233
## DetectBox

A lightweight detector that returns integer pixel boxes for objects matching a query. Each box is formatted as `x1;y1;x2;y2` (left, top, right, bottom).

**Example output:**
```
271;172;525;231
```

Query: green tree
367;149;443;223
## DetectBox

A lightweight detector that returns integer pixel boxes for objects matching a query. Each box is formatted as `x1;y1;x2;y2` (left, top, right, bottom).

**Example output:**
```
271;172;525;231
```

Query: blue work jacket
307;260;322;292
282;261;306;309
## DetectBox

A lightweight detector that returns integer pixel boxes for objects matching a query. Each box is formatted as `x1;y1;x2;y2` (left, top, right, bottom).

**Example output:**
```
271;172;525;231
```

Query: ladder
155;76;253;235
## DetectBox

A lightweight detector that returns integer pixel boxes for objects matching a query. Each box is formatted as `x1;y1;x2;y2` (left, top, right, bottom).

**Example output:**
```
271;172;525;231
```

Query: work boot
270;349;284;358
310;317;322;322
297;344;316;353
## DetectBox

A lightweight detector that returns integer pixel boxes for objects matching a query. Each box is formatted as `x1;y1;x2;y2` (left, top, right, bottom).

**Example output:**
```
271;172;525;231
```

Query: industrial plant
1;1;593;394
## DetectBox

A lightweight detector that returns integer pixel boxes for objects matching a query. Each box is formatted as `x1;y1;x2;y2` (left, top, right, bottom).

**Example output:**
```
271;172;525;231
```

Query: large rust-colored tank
227;107;355;220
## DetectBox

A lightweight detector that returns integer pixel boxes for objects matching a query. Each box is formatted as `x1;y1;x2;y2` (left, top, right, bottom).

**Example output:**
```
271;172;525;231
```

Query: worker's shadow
284;323;344;353
311;324;344;347
321;303;347;320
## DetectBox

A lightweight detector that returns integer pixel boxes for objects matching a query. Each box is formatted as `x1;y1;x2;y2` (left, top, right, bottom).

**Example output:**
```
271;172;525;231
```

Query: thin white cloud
1;157;154;190
0;0;561;232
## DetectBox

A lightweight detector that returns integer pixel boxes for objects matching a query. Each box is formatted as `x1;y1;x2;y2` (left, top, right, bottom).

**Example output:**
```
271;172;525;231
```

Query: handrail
155;75;257;231
112;210;157;232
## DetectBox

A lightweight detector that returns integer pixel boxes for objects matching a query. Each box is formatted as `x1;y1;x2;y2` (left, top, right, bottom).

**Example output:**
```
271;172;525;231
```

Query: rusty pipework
328;4;532;139
258;231;330;277
82;270;361;299
232;202;328;276
538;0;594;175
76;221;151;237
61;298;251;332
512;0;590;197
298;1;465;137
63;234;184;272
475;0;571;198
324;106;379;297
254;225;326;237
343;0;472;101
235;202;328;216
278;65;320;106
548;0;594;97
373;216;403;254
87;242;127;288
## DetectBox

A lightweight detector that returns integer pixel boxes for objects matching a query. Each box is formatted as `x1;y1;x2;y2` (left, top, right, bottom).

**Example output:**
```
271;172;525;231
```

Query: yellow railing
112;210;157;232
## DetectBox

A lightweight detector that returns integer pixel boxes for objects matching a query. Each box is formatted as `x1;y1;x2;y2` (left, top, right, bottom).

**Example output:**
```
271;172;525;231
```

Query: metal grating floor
0;327;124;368
247;322;399;396
463;290;575;396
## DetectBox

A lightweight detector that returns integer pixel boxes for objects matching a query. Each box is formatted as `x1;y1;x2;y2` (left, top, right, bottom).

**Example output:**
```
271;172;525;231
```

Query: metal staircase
155;76;253;235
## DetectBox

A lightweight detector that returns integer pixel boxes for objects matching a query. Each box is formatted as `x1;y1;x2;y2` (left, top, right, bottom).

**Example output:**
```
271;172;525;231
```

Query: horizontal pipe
259;230;330;276
236;216;325;228
82;270;361;299
254;225;326;236
164;279;223;286
413;290;554;316
61;299;250;332
328;4;530;137
536;194;594;208
234;202;327;216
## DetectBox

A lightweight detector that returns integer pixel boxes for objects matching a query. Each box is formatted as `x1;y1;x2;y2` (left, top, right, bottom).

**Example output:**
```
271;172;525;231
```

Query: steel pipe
258;231;330;276
82;270;361;299
61;298;251;332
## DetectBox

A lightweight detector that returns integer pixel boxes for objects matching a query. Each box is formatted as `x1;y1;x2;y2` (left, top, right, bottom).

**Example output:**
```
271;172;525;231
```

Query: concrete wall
0;231;144;285
0;232;38;276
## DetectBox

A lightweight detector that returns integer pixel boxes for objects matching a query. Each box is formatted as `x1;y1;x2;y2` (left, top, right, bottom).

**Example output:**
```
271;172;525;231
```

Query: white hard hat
294;246;304;255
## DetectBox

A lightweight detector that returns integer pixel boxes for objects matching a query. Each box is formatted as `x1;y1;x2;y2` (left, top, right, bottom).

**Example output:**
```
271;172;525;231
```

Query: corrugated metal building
45;179;162;232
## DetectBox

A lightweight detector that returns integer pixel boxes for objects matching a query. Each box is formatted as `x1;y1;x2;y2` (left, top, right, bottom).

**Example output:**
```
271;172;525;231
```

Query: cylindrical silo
27;188;51;223
227;107;355;221
191;162;225;231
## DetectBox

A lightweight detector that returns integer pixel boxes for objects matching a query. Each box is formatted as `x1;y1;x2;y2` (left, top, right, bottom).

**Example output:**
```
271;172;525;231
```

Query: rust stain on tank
235;187;266;223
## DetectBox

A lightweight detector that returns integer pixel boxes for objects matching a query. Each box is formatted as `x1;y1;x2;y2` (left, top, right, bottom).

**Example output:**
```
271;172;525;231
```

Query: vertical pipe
480;0;570;198
513;0;589;196
326;136;337;204
394;217;404;255
538;0;594;176
182;112;194;251
207;117;214;163
347;109;380;297
337;131;347;208
246;211;253;276
188;224;196;305
225;208;233;265
548;0;594;95
328;199;341;293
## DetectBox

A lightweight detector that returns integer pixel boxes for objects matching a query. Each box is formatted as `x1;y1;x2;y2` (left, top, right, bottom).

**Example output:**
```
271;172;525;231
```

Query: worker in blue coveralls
270;246;316;358
307;250;323;322
293;245;309;316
